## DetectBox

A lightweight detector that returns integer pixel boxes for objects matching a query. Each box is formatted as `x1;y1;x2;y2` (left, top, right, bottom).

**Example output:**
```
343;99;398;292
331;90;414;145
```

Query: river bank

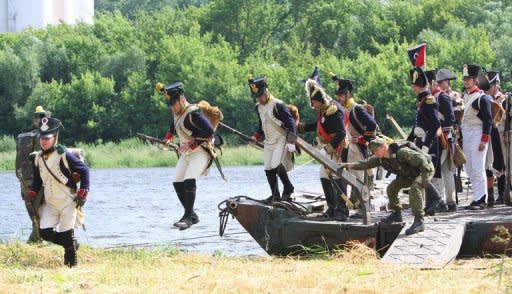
0;137;315;171
0;242;506;293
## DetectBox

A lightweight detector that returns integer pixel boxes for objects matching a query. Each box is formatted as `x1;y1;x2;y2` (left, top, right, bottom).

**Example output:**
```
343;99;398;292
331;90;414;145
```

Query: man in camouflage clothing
15;106;48;243
344;138;435;235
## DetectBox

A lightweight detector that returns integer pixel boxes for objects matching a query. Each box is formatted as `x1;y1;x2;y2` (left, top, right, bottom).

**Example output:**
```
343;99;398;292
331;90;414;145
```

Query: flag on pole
300;65;321;85
407;42;427;69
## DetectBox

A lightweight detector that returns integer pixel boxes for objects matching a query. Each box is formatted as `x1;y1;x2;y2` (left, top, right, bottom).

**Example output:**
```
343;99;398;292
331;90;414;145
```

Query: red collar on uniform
466;86;480;95
431;86;441;96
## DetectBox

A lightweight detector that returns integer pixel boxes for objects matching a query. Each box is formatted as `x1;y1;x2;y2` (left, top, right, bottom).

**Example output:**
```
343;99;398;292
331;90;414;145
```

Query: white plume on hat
304;78;331;108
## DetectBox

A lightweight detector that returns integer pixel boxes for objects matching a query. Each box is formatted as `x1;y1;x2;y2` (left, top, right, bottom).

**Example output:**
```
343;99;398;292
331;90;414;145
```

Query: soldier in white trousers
158;82;215;230
460;64;493;209
249;75;297;202
29;117;90;268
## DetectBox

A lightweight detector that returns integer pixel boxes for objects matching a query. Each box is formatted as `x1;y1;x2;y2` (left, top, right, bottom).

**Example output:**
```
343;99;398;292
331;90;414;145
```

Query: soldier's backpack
477;95;505;127
197;100;224;151
357;100;375;118
197;100;224;130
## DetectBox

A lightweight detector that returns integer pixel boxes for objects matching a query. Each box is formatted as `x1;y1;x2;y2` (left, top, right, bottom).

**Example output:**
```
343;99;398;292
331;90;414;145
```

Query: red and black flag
407;42;427;69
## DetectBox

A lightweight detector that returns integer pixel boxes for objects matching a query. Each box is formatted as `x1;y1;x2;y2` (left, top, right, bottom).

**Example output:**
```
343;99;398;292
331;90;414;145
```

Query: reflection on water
0;165;322;255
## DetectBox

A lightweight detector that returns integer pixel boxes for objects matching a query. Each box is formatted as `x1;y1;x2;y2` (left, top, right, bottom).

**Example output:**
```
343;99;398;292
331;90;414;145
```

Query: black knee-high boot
497;175;505;204
40;228;64;246
173;182;198;225
276;164;294;201
60;229;77;268
265;169;280;202
174;179;197;230
424;182;442;216
320;178;346;221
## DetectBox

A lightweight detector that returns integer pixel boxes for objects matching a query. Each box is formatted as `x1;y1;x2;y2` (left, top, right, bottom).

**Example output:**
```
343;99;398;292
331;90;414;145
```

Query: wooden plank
295;137;371;224
381;221;465;268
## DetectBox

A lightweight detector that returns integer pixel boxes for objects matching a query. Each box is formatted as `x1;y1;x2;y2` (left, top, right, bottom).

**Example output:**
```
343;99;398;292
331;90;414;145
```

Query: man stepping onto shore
157;81;215;230
29;117;90;267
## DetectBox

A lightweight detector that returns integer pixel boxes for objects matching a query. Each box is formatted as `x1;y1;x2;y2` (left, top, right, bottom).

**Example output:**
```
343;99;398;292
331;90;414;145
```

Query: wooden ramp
381;221;466;268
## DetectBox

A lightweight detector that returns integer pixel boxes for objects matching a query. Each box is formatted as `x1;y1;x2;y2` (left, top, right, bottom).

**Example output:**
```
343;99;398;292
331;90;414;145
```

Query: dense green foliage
1;0;511;145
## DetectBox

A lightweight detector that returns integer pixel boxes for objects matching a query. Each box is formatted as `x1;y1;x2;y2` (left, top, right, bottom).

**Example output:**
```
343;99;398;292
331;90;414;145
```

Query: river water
0;165;323;256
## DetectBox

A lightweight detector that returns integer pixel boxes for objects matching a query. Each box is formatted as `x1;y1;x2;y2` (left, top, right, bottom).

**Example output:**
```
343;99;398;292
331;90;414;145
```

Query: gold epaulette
425;95;436;105
324;104;338;116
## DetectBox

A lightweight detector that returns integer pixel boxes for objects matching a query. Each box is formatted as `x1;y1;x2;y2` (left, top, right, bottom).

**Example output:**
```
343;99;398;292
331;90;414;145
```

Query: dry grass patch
0;242;508;293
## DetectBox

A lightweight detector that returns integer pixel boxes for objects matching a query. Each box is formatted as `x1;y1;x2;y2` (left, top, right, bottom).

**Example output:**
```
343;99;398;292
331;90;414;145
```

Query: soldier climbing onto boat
329;72;377;219
28;117;90;267
15;105;49;243
157;81;216;230
298;77;349;221
344;137;434;235
248;75;297;202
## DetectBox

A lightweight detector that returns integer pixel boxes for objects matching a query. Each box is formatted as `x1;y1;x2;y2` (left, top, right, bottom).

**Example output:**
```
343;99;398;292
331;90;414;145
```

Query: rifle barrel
136;133;180;157
218;122;264;149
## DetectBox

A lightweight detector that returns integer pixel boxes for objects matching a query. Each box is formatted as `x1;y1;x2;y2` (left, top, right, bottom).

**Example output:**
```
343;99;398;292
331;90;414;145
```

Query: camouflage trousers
386;176;427;218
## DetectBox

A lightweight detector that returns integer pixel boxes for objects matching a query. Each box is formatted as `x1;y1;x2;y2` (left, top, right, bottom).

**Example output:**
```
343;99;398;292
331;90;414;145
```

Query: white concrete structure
0;0;94;33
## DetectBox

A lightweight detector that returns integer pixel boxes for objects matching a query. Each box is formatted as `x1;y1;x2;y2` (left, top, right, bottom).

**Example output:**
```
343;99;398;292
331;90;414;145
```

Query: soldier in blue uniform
329;72;377;217
298;78;348;221
480;71;505;207
409;67;444;214
435;69;459;211
249;76;297;202
158;82;215;230
487;71;512;204
460;64;493;210
427;69;457;212
29;117;90;267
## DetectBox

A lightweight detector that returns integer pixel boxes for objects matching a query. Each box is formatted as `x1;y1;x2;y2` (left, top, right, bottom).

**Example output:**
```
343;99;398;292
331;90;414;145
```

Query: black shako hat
410;67;428;87
329;72;354;94
424;69;437;86
247;75;268;98
487;71;500;85
462;64;481;78
39;117;63;138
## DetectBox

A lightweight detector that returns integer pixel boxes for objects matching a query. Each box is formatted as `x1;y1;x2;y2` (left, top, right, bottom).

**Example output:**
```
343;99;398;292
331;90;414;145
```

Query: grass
0;241;508;293
0;137;315;170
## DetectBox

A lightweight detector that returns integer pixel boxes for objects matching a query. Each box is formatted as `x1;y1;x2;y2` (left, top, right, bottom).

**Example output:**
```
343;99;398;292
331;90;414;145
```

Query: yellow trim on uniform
425;95;436;105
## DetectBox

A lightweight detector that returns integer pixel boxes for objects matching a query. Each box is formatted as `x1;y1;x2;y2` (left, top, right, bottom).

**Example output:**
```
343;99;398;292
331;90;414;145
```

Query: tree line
1;0;511;145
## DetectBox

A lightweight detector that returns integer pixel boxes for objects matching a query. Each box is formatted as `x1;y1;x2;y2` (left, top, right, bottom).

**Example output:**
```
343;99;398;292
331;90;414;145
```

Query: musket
294;137;371;225
16;169;41;240
386;114;408;140
218;122;264;150
136;132;180;158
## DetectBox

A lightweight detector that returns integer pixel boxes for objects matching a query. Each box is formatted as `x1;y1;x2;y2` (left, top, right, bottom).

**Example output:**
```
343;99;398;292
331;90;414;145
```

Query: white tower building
0;0;94;33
